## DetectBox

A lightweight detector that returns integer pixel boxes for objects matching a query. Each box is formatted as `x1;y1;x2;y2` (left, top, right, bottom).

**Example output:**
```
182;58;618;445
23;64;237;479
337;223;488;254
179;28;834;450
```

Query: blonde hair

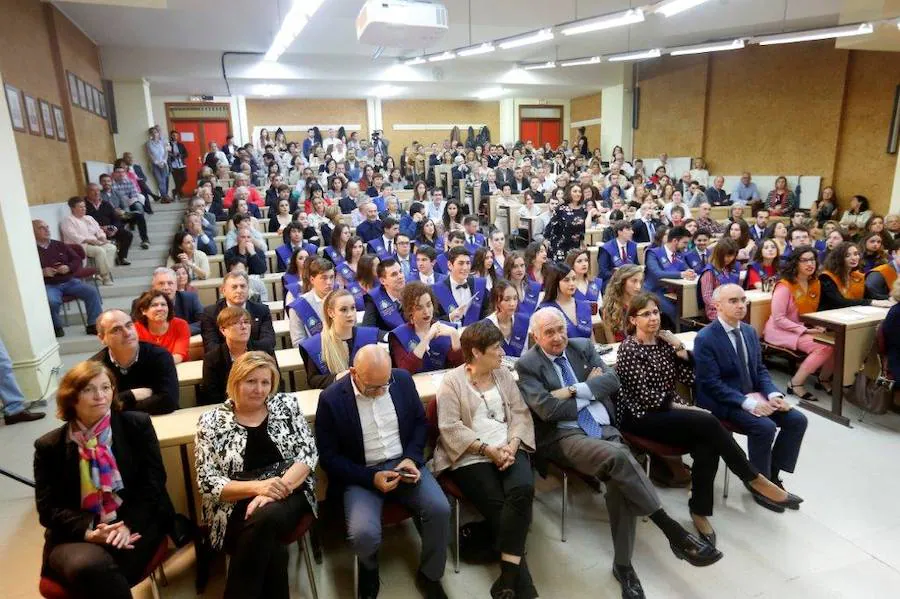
226;351;280;403
602;265;644;338
320;289;354;373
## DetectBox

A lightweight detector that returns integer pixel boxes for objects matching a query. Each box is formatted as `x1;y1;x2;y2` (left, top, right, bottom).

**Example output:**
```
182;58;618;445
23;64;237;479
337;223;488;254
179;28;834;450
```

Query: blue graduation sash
574;278;602;303
389;322;454;372
367;238;394;261
540;300;593;339
493;257;505;279
277;243;318;271
290;295;324;337
435;253;449;275
300;327;379;375
649;246;688;272
683;249;707;271
697;263;742;308
397;256;419;282
463;233;486;254
484;313;530;358
324;246;344;265
332;260;366;311
601;239;637;267
517;281;542;318
368;286;405;329
432;277;486;326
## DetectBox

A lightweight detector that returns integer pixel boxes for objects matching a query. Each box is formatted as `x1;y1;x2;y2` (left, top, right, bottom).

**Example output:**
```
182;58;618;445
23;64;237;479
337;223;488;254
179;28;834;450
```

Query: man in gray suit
516;308;721;599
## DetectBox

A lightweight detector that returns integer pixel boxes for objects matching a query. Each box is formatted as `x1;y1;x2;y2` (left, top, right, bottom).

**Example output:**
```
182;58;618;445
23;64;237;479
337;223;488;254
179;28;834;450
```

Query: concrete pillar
890;151;900;214
112;79;156;190
0;72;63;402
366;97;383;132
601;83;635;160
499;98;515;146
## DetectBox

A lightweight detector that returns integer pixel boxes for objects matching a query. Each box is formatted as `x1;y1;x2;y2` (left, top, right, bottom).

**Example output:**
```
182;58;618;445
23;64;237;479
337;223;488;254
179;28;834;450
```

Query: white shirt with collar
448;275;473;310
418;270;436;285
716;316;782;412
351;378;403;466
292;289;329;343
381;235;394;255
539;347;611;430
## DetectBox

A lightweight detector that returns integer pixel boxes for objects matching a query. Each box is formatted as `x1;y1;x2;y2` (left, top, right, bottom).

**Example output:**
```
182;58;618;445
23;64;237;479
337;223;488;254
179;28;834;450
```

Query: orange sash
777;279;821;315
870;263;898;291
821;270;865;300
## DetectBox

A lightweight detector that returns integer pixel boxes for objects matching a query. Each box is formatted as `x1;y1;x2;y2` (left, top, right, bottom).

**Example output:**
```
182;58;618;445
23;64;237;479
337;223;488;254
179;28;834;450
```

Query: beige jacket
432;364;535;476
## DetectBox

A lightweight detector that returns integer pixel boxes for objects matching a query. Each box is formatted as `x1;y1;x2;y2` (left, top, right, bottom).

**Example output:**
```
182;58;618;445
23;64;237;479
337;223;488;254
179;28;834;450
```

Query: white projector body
356;0;449;49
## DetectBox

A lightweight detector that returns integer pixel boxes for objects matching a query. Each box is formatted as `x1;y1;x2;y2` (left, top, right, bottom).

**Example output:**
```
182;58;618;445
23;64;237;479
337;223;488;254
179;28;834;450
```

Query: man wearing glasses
315;345;450;599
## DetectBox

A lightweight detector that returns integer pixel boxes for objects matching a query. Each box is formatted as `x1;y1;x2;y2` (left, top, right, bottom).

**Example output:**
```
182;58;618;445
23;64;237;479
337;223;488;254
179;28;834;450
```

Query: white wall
112;79;155;191
149;95;243;145
601;83;635;161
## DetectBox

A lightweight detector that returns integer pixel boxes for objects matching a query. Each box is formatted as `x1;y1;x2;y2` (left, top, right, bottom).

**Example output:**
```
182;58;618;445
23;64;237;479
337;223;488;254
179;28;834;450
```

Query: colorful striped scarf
70;412;123;523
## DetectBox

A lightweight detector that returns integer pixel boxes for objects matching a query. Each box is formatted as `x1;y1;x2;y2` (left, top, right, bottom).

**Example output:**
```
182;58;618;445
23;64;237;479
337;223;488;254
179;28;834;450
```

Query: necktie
620;245;627;262
647;221;655;239
554;356;602;438
386;240;392;254
730;328;754;394
469;235;474;245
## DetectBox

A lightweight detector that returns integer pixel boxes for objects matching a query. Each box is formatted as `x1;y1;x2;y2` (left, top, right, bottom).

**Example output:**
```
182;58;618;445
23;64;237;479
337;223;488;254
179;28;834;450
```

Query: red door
539;120;561;149
171;119;230;196
520;120;540;145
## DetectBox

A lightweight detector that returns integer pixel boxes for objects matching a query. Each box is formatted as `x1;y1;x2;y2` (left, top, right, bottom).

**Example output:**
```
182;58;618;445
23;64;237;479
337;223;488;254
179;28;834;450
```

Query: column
0;72;63;402
366;97;383;135
601;82;635;160
890;151;900;214
112;79;156;191
499;98;515;145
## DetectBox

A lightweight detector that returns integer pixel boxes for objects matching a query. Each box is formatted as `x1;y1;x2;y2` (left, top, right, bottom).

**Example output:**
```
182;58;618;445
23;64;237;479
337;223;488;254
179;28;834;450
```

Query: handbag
231;459;293;482
845;335;894;415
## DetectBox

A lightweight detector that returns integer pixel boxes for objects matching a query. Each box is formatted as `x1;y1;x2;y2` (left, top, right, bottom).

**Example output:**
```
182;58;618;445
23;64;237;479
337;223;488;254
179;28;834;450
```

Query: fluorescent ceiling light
522;61;557;70
264;0;327;62
254;84;283;97
607;48;662;62
561;9;644;36
560;56;602;67
457;43;495;57
475;87;505;98
654;0;712;18
428;51;456;62
757;23;873;46
669;39;744;56
498;29;554;50
404;56;427;66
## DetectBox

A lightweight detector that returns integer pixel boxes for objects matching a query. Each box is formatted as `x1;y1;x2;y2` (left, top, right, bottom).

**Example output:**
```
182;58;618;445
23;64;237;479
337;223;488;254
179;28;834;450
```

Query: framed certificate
24;93;41;136
52;105;67;142
4;84;25;132
67;71;79;106
92;87;101;115
98;91;107;118
39;99;55;138
77;78;88;108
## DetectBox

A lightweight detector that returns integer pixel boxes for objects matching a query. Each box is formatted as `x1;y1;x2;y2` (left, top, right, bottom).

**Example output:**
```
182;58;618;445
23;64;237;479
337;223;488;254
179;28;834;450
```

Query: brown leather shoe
4;410;46;425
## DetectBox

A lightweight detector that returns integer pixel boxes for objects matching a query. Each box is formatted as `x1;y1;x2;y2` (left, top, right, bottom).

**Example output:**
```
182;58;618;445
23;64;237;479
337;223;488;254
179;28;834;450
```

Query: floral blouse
614;336;694;423
545;205;587;262
195;393;318;550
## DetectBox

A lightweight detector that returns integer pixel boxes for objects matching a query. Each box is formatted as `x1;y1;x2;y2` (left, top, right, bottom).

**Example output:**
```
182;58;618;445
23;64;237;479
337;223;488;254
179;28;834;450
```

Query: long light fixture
404;56;427;66
498;28;554;50
457;42;495;57
561;8;644;36
654;0;713;18
264;0;327;62
607;48;662;62
757;22;873;46
428;51;456;62
522;61;557;70
560;56;602;67
670;38;745;56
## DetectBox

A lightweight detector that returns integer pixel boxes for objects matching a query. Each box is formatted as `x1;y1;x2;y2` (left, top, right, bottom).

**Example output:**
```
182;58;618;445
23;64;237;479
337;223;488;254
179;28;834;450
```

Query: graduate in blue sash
697;237;742;321
416;218;444;253
642;225;697;327
432;247;490;326
484;279;530;357
598;220;639;291
411;245;445;286
473;247;500;293
388;281;463;374
434;231;466;275
506;252;542;320
393;233;418;281
366;216;400;260
538;263;594;340
281;246;311;299
566;248;603;307
275;222;318;271
286;257;335;346
488;230;510;279
683;229;712;272
323;223;352;266
462;215;486;253
361;257;407;340
298;289;380;389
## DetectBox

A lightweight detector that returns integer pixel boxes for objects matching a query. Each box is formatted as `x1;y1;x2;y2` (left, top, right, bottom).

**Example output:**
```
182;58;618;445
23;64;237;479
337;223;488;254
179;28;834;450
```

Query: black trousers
112;227;132;260
223;492;310;599
44;529;164;599
621;409;759;516
123;211;149;242
171;167;187;199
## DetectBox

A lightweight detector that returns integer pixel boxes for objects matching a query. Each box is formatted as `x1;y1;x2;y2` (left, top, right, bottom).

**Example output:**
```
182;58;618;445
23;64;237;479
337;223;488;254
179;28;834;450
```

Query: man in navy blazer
694;284;808;496
315;346;449;599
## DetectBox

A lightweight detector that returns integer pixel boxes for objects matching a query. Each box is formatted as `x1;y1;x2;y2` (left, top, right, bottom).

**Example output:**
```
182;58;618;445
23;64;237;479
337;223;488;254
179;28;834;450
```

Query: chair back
66;243;86;261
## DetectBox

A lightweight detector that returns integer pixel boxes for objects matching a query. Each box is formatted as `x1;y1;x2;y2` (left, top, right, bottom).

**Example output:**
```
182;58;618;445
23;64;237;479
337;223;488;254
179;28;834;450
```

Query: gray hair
152;267;176;281
711;283;743;303
529;306;566;334
347;182;359;192
223;271;249;286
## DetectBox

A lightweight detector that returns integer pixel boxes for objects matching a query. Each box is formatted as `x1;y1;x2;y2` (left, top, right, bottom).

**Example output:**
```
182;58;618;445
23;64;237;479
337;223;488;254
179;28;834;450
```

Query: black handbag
231;459;294;482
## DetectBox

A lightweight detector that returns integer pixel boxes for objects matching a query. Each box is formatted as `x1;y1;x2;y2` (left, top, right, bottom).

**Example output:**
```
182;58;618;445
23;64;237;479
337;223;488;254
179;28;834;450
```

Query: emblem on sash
307;317;317;326
407;340;417;351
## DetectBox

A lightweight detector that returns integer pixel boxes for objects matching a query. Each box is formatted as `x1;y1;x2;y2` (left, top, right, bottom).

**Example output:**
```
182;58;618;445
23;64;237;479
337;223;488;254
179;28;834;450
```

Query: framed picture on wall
39;99;54;138
86;85;96;113
67;71;79;106
77;78;87;109
92;87;101;115
4;84;25;132
98;91;106;118
23;93;41;136
52;105;66;142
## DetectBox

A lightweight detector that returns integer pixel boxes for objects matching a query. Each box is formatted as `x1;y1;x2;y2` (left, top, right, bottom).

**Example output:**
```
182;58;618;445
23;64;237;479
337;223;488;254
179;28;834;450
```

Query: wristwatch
568;385;577;398
674;343;686;352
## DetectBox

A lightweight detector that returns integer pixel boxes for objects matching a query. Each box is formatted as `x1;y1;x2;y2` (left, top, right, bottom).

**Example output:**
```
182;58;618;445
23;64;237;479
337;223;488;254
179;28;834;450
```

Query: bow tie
455;283;469;290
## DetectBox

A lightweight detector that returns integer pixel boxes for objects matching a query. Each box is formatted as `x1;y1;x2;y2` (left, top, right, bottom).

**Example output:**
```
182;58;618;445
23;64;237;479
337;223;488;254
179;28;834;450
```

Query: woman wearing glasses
616;292;801;549
200;307;276;405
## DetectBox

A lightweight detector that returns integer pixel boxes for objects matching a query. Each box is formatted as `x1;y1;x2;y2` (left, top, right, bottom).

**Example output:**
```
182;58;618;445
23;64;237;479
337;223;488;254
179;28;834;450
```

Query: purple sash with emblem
389;322;453;372
368;286;405;330
601;239;636;267
432;277;486;326
290;295;324;338
300;327;379;375
574;277;602;303
540;300;593;339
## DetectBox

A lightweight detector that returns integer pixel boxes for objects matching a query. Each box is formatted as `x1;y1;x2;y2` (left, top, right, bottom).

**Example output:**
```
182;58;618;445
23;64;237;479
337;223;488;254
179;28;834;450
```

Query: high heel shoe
786;383;816;401
691;514;717;548
814;376;833;394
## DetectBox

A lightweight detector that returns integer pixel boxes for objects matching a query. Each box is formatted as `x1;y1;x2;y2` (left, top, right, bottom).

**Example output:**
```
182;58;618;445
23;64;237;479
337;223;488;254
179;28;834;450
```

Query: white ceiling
53;0;856;98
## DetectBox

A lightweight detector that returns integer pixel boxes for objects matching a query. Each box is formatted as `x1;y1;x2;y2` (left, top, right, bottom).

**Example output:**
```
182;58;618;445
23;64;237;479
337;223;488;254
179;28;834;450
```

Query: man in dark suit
749;209;769;244
494;157;514;188
432;247;489;326
199;272;276;353
148;267;203;334
315;346;450;599
516;307;720;598
362;258;407;341
694;283;808;507
631;203;663;244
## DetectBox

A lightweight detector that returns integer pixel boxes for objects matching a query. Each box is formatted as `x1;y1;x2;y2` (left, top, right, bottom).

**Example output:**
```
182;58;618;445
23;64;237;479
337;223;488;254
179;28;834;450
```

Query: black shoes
612;564;645;599
85;325;97;336
670;534;723;567
414;571;448;599
54;327;65;338
746;483;802;512
490;576;517;599
696;528;717;548
140;241;150;249
5;409;46;425
116;258;131;266
357;563;380;599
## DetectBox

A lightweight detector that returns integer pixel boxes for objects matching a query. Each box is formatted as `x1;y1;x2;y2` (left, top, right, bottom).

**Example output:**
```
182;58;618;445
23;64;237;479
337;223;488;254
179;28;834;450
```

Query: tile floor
2;369;900;598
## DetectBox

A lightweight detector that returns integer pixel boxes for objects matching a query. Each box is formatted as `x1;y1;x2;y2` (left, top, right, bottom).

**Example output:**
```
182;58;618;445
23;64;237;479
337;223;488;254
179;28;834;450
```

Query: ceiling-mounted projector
356;0;449;49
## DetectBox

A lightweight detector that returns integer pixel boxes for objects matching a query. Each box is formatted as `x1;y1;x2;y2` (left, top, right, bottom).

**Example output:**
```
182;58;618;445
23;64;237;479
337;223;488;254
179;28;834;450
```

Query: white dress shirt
540;347;610;430
352;379;403;466
426;201;447;222
418;271;436;285
448;275;473;310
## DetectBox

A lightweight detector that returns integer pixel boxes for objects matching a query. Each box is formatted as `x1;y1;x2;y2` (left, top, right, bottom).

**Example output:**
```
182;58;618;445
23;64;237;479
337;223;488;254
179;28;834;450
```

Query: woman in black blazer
33;360;174;598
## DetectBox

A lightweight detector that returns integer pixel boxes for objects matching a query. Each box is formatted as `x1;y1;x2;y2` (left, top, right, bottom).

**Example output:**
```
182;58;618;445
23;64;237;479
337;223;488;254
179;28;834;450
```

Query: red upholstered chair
278;511;319;599
425;398;461;573
621;432;690;520
39;538;170;599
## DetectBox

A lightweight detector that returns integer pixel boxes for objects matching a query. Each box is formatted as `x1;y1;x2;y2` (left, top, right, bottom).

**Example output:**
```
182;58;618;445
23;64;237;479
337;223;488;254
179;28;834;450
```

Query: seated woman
356;254;380;294
817;226;847;263
473;246;500;292
388;281;463;374
600;264;644;343
866;239;900;300
417;218;444;253
268;197;293;234
820;242;893;310
615;292;801;548
298;290;379;389
859;231;888;274
566;248;603;307
132;290;191;364
286;257;335;346
726;220;756;262
745;239;781;291
195;352;318;599
538;263;594;340
838;194;872;236
811;187;838;228
34;361;174;598
505;252;542;319
763;247;835;400
323;227;366;310
765;176;797;216
433;320;538;599
201;306;276;405
523;241;548;288
172;262;196;293
166;230;210;281
282;246;310;297
865;214;892;249
485;279;530;357
488;230;509;278
764;221;788;255
698;238;741;321
323;223;352;265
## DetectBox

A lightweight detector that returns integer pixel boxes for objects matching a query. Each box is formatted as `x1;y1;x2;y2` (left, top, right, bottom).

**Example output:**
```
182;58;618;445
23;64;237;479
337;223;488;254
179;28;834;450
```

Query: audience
132;290;190;364
484;279;529;357
85;183;136;261
601;265;644;343
539;262;594;340
865;239;900;300
819;242;892;310
166;230;210;280
698;238;741;321
643;226;696;326
61;196;120;284
598;221;639;290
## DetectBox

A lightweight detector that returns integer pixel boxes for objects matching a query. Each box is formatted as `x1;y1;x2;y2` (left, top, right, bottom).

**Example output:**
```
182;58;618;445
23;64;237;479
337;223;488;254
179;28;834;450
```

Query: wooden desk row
192;272;284;306
207;250;277;278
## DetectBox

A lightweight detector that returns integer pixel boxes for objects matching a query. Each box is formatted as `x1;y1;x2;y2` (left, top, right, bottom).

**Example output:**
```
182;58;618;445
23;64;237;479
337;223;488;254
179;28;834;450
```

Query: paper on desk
830;311;869;323
430;372;445;387
850;306;886;315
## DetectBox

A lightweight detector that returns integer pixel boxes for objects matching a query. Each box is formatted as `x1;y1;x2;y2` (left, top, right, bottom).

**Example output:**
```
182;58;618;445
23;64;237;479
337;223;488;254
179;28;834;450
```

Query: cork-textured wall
832;51;900;216
381;99;501;153
633;55;708;159
571;93;602;150
245;99;370;140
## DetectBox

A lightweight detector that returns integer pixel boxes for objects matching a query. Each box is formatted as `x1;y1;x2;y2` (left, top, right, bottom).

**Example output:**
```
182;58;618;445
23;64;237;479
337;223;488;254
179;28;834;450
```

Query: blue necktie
730;328;754;394
554;356;602;438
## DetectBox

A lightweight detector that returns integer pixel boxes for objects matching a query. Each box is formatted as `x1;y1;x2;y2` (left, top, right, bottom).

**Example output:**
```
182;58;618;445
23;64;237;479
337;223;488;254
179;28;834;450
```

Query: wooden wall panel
245;99;370;140
633;55;708;160
703;42;848;177
381;99;501;153
832;51;900;216
571;92;602;150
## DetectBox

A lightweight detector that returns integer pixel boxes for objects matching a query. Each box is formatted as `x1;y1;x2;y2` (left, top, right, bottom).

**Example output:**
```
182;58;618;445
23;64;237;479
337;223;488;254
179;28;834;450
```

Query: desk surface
177;345;303;385
802;305;888;329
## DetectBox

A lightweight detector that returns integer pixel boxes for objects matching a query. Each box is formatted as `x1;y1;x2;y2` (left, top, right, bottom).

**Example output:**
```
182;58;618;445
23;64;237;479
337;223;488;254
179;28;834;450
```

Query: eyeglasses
359;375;394;396
635;309;660;318
798;257;817;263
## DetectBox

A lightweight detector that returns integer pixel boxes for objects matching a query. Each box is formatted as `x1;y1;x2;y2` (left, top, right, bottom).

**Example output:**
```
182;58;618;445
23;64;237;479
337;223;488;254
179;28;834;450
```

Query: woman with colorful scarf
34;360;174;598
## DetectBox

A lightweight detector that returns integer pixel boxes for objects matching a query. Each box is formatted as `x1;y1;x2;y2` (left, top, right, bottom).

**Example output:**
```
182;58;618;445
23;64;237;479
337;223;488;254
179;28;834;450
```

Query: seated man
643;226;696;326
367;216;400;260
598;221;639;292
413;244;444;285
99;174;150;249
223;213;266;252
122;150;158;208
224;228;268;275
227;260;268;303
435;231;465;275
184;211;217;256
108;163;150;248
694;284;808;501
83;183;134;267
315;345;450;599
462;215;485;253
362;258;407;341
516;308;720;598
92;309;178;415
356;201;384;243
144;267;203;335
33;219;102;338
60;196;119;285
199;271;275;353
433;246;488;326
